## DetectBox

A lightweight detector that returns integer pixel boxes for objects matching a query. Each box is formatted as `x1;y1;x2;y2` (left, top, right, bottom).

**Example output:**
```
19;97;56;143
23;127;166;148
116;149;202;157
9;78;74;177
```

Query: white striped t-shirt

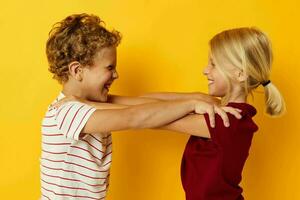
40;92;112;200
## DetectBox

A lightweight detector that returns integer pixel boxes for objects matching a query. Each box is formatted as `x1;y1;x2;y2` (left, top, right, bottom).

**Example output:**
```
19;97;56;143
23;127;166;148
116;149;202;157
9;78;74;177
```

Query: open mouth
104;82;113;91
104;85;110;90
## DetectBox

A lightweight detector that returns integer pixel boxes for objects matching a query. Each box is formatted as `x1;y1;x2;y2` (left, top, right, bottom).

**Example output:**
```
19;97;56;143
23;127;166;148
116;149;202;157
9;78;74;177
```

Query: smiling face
81;46;118;102
203;56;229;97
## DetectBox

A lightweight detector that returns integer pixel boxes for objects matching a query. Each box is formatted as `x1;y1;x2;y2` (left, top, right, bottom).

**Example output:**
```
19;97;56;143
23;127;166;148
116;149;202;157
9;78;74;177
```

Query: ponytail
263;82;286;116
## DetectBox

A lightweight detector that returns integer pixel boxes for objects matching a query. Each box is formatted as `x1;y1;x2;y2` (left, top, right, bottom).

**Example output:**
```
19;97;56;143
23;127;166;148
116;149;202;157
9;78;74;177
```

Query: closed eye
107;65;115;70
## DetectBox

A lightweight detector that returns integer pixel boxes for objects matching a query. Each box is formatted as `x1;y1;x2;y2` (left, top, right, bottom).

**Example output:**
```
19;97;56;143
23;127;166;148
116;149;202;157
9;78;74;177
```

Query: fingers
50;97;68;109
206;105;215;128
214;106;230;127
213;106;243;128
49;96;81;109
193;101;244;129
50;102;62;109
222;107;242;119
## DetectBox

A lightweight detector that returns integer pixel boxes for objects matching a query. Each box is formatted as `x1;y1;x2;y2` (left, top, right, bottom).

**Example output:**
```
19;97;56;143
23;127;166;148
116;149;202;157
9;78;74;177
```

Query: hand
195;101;242;128
50;95;84;109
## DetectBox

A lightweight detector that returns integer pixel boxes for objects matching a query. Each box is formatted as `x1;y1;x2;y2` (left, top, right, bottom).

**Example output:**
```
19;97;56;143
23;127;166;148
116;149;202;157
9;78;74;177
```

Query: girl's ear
235;69;248;82
68;61;83;81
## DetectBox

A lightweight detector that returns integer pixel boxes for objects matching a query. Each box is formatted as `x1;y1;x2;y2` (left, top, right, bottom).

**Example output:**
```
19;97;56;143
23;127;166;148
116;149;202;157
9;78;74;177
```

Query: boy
41;13;240;199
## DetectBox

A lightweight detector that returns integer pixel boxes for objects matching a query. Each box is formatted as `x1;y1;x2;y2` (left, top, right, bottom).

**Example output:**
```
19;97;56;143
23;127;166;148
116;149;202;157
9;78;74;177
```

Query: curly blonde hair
46;13;121;84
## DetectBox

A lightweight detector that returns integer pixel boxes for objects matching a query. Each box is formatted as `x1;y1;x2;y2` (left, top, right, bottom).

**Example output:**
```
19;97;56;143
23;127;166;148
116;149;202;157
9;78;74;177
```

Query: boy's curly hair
46;13;121;84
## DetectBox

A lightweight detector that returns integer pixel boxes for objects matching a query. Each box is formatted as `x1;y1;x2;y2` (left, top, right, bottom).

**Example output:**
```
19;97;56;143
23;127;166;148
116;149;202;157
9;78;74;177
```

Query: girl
145;27;286;199
53;27;285;199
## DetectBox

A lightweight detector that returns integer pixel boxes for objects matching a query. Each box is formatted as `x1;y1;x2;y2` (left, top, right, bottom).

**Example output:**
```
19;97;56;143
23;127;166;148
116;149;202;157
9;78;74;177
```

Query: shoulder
203;112;239;132
203;111;258;145
237;115;259;133
226;102;258;132
53;101;96;121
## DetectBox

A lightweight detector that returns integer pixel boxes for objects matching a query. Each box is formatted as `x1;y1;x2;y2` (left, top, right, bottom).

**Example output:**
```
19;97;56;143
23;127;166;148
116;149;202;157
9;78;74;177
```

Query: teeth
208;80;214;84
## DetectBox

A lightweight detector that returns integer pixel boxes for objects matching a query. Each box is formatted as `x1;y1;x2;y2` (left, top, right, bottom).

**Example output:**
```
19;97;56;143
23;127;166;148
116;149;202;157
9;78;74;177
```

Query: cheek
210;75;228;95
96;71;112;87
102;71;113;81
216;77;228;89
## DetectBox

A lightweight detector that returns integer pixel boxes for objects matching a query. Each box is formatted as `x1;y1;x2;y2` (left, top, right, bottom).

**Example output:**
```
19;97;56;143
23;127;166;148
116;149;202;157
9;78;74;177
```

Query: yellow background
0;0;299;199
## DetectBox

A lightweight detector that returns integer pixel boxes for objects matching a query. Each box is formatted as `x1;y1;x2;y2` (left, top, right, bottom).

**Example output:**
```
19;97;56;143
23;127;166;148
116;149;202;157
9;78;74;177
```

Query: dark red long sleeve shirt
181;102;258;200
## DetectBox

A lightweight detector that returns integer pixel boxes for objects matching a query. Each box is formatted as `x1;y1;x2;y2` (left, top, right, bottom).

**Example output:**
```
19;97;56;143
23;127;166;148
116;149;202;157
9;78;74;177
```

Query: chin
208;90;217;96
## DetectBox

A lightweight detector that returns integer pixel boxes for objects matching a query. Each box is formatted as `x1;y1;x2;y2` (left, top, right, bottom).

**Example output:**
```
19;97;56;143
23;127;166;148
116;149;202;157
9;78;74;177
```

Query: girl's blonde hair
209;27;286;116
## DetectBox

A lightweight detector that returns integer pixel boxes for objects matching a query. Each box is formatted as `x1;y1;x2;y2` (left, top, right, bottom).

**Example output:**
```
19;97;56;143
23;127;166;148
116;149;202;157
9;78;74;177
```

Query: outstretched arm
52;96;241;135
107;92;220;106
140;92;220;105
158;105;242;138
107;95;160;105
159;114;210;138
81;99;207;133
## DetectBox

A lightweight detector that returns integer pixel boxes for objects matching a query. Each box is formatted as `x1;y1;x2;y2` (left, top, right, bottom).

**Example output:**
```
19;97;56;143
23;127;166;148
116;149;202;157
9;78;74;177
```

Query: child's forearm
107;92;220;106
107;95;161;105
140;92;220;104
125;99;197;129
158;114;210;138
83;99;199;133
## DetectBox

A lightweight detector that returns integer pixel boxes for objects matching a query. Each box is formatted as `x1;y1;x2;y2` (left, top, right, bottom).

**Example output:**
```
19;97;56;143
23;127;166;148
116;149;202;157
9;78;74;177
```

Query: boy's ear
68;61;83;81
235;69;248;82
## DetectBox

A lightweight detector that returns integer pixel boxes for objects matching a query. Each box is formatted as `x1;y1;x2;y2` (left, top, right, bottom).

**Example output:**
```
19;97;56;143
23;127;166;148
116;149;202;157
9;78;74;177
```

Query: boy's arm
81;99;198;134
81;100;241;135
52;96;241;136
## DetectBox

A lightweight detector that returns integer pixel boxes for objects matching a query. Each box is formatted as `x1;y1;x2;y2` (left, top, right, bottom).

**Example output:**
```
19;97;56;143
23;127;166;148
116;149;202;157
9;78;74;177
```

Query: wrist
186;99;198;112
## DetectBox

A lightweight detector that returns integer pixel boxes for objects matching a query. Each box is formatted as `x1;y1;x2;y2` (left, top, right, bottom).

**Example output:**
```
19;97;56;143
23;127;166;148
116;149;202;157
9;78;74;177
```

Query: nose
203;65;209;76
113;70;119;79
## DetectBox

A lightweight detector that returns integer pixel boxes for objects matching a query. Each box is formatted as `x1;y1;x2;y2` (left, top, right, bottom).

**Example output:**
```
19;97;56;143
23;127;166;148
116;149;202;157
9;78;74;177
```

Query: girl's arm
140;92;220;105
157;103;242;138
159;114;211;138
82;101;239;138
51;96;129;110
107;92;220;106
107;95;160;105
52;96;241;136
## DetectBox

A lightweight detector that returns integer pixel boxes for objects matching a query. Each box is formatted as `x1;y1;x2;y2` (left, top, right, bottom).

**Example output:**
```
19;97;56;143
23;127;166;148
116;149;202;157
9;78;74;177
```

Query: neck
224;84;247;103
62;80;86;99
225;91;247;103
227;96;247;103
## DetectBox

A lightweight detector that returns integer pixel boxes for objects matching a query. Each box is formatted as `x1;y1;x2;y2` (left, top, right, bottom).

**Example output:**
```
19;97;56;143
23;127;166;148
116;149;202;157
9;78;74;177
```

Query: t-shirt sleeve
55;101;96;140
203;113;238;146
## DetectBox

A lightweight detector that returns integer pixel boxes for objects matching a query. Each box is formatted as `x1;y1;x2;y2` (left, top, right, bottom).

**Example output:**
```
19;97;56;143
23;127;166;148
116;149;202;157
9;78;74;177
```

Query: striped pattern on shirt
40;92;112;200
